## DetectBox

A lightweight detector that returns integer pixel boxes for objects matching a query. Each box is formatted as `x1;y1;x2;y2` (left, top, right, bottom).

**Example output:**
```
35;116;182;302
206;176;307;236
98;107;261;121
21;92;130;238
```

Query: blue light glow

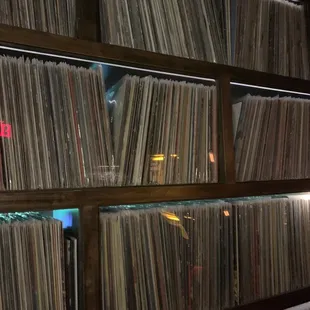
53;209;78;228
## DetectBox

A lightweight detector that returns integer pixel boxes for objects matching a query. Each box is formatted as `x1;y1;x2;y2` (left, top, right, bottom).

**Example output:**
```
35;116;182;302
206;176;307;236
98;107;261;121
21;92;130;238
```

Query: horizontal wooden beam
0;179;309;212
226;286;310;310
0;24;308;94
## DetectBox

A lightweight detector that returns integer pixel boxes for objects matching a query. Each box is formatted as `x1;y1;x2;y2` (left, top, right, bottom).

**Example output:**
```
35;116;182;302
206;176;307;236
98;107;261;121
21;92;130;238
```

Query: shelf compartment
0;207;79;309
0;46;220;190
100;193;310;309
233;82;310;182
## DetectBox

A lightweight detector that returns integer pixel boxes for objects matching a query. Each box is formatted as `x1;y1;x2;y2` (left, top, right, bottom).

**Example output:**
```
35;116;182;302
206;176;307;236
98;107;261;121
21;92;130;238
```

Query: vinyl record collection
0;55;217;189
0;212;66;309
0;56;112;190
235;198;310;305
109;75;218;185
13;199;310;308
100;197;310;309
99;0;309;79
234;95;310;181
233;0;309;79
100;201;234;310
0;0;76;37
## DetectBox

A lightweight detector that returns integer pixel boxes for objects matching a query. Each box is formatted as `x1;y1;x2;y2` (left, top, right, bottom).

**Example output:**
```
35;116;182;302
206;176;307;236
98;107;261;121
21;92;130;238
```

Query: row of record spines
234;96;310;181
233;199;310;305
99;198;310;308
100;204;232;310
0;54;218;190
0;215;65;309
0;0;77;37
100;204;232;309
98;0;310;79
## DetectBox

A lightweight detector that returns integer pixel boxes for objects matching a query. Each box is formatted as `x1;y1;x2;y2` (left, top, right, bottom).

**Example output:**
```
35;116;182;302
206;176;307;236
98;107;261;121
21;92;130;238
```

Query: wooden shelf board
0;24;309;94
0;179;309;212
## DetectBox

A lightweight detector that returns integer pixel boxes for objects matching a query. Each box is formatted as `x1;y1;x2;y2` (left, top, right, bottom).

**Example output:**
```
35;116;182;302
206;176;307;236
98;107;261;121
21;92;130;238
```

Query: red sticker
0;122;11;138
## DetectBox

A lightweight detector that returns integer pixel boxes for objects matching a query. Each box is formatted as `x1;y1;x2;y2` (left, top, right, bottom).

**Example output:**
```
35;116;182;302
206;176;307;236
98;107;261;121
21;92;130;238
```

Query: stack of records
0;56;217;189
100;201;235;310
99;0;309;79
100;196;310;309
109;75;218;185
234;197;310;304
233;0;309;79
0;56;112;190
0;0;76;37
0;212;66;309
99;0;229;64
234;95;310;181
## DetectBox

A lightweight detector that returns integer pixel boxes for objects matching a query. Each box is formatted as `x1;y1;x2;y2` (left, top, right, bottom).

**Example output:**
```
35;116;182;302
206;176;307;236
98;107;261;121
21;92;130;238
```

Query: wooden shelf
0;24;309;94
0;179;309;213
0;17;309;310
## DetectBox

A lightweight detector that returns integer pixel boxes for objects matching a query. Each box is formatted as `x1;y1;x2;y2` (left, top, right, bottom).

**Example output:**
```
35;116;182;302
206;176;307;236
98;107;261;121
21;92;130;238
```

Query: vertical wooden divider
217;74;236;184
79;205;101;310
304;0;310;72
76;0;99;41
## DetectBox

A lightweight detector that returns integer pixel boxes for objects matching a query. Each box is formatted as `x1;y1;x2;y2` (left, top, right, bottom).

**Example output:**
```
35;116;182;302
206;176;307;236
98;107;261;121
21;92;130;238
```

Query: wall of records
100;194;310;310
1;46;310;189
232;83;310;182
3;195;310;309
0;0;308;79
0;208;78;309
0;48;218;190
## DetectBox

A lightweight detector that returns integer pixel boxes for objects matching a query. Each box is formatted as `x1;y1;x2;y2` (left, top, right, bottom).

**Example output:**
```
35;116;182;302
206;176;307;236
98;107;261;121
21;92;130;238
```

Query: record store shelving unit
1;0;310;309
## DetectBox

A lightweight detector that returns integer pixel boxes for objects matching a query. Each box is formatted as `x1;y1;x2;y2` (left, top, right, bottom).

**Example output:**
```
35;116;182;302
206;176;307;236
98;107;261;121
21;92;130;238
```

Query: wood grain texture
0;180;309;212
0;24;309;92
226;286;310;310
76;0;99;41
79;205;100;310
217;74;236;183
